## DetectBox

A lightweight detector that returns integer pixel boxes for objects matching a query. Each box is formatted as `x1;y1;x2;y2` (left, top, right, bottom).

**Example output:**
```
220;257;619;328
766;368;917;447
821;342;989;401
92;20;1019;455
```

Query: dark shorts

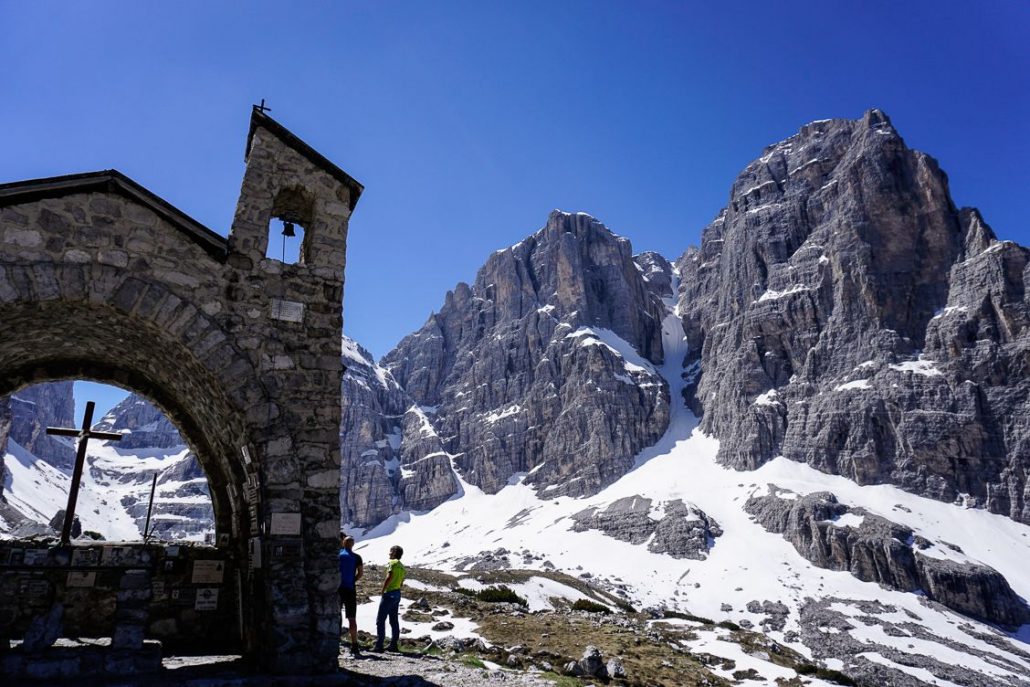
340;586;357;619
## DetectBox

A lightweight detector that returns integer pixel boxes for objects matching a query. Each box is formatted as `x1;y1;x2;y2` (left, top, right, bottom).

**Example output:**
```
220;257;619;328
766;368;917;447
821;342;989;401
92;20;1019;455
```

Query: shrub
571;598;611;614
717;620;741;631
476;585;528;606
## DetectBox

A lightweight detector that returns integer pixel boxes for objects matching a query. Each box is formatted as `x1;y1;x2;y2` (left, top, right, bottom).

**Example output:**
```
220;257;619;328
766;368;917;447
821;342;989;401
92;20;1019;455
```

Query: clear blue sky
2;2;1027;417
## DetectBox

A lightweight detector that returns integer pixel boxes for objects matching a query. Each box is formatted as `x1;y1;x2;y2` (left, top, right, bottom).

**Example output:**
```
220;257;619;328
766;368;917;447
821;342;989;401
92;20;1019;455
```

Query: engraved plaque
67;571;96;588
71;548;101;566
24;549;49;565
269;299;304;323
269;512;302;536
191;560;225;584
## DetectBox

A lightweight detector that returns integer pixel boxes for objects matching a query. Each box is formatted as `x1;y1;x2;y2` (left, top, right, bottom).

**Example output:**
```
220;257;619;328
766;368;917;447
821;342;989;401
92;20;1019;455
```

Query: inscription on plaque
24;549;49;566
71;548;101;566
171;588;195;606
67;571;96;588
195;587;219;611
191;560;225;584
270;512;302;536
269;299;304;323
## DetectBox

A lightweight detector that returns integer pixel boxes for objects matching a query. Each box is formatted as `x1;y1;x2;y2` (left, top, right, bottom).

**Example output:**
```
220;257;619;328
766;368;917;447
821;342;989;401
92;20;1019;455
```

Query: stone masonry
0;107;361;674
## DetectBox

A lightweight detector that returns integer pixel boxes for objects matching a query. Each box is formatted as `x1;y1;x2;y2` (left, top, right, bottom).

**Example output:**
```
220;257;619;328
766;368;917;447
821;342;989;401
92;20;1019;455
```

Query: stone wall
0;540;238;653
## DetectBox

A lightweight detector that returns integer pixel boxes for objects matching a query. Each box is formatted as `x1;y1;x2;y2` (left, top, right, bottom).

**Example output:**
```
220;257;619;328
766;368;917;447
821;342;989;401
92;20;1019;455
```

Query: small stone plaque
71;548;101;566
191;560;225;584
269;299;304;323
102;546;136;566
23;549;49;566
171;588;195;606
195;587;219;611
152;579;167;602
67;571;96;588
270;512;302;536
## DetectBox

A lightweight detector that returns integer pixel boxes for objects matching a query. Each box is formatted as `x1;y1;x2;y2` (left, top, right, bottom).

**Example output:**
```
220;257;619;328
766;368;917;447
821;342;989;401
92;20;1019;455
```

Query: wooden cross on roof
47;401;122;545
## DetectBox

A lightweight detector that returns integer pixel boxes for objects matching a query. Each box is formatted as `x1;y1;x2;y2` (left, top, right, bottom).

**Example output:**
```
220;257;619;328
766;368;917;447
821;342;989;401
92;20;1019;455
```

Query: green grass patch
571;598;611;614
542;672;583;687
796;663;857;686
461;654;487;669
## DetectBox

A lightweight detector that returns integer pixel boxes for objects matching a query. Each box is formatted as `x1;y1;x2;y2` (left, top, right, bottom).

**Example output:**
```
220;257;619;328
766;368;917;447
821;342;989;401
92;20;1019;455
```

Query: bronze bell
281;220;296;237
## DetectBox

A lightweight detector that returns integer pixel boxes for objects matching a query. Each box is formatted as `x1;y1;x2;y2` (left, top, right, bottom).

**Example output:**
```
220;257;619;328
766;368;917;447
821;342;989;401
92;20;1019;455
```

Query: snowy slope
352;277;1030;686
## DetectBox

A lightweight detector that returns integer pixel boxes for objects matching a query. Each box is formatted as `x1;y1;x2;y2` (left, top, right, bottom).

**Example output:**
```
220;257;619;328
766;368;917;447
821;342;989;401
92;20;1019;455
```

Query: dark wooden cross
46;401;122;545
254;98;272;114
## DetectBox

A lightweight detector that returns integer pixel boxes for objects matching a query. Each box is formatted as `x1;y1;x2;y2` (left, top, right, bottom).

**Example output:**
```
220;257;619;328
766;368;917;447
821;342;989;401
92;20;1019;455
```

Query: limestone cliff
382;211;670;498
676;109;1030;524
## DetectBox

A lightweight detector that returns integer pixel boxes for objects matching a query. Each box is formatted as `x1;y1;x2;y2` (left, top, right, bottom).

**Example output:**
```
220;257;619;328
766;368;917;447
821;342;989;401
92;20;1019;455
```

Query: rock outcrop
383;211;670;498
339;337;459;528
571;496;722;559
676;109;1030;524
5;382;75;469
745;488;1030;628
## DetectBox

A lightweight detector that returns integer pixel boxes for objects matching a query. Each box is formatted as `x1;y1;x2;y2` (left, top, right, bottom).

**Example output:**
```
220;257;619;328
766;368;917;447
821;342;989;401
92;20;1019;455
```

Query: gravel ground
338;650;560;687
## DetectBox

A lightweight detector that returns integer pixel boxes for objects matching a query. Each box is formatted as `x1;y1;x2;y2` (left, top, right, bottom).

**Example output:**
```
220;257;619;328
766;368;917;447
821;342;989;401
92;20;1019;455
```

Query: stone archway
0;107;362;674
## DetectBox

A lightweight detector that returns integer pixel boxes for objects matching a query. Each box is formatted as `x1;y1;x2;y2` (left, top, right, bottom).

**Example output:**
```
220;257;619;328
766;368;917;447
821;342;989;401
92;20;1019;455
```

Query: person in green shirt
373;545;406;652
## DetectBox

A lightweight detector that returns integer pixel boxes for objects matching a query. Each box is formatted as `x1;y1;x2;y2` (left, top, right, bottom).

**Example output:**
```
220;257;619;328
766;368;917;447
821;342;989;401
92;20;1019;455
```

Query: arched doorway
0;106;362;674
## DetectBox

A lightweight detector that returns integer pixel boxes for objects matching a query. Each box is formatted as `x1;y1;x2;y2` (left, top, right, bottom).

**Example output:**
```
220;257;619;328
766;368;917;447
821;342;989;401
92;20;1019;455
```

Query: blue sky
2;2;1027;418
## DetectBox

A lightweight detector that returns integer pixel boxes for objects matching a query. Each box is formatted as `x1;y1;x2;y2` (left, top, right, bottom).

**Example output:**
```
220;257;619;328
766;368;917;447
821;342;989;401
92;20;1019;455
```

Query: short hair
340;532;347;540
343;536;355;548
390;545;404;559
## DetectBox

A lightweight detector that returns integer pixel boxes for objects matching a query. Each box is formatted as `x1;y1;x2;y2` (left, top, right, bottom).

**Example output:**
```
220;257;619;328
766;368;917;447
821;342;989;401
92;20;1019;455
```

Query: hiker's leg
349;617;358;645
375;597;388;648
388;594;400;646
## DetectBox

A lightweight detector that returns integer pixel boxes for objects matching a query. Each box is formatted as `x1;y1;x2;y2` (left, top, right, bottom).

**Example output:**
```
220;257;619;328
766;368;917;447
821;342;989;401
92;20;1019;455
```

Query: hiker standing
373;545;406;652
339;534;364;654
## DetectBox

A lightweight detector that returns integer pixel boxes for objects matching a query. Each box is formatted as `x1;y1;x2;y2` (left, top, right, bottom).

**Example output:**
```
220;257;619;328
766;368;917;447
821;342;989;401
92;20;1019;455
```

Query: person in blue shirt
339;533;364;654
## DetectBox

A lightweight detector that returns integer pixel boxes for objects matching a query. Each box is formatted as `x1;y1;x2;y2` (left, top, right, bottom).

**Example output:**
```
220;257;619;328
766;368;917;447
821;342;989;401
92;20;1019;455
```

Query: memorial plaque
195;587;219;611
7;549;25;566
217;533;230;547
71;548;101;566
152;579;167;602
192;560;225;584
102;546;137;566
269;298;304;323
171;588;195;606
166;545;181;558
270;512;302;535
24;549;49;565
0;549;11;565
67;571;96;588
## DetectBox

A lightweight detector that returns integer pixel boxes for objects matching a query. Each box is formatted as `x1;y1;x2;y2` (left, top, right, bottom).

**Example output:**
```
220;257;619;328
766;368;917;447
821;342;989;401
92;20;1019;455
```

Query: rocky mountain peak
676;109;1030;523
376;211;670;500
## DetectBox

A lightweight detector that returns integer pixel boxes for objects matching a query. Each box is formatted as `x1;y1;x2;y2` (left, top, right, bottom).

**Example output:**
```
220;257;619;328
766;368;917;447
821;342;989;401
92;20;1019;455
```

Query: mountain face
0;385;213;540
339;337;459;527
6;382;75;469
381;211;671;498
676;109;1030;524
